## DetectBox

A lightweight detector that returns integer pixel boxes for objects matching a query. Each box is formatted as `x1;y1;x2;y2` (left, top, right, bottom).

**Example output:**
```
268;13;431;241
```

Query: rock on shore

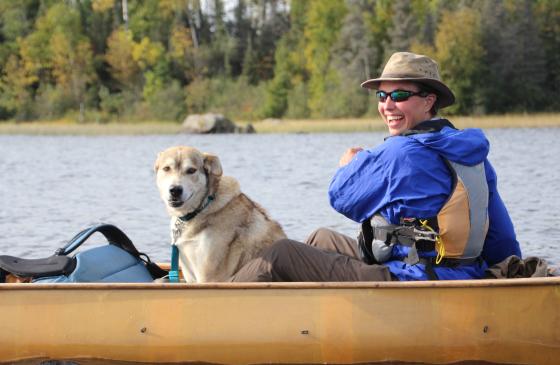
181;113;255;134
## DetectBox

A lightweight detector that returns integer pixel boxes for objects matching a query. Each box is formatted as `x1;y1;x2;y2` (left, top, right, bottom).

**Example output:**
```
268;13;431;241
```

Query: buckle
412;227;438;242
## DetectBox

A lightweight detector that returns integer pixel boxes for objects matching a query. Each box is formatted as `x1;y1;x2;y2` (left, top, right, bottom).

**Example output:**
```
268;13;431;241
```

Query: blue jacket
329;119;521;280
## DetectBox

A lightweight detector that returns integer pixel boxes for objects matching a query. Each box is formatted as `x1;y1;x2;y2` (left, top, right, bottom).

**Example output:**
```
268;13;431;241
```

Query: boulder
182;113;237;134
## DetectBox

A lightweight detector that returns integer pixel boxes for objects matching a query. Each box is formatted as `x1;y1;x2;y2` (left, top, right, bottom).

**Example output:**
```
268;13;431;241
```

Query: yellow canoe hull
1;278;559;364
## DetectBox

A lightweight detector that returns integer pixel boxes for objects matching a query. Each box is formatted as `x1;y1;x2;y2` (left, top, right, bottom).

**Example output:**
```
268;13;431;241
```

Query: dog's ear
154;153;162;173
203;153;223;177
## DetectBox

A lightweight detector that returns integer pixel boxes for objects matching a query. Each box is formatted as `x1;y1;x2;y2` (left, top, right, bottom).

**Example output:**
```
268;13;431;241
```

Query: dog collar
177;195;215;223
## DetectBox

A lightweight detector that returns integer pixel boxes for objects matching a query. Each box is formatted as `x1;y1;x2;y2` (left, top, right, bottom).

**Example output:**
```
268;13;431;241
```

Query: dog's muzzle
168;185;184;207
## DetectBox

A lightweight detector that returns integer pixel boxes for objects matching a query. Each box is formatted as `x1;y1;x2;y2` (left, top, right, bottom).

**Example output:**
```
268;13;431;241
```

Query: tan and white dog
155;146;286;282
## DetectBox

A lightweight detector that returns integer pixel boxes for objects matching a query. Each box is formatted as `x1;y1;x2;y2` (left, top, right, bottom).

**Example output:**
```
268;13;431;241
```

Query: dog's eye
162;166;171;172
186;167;197;175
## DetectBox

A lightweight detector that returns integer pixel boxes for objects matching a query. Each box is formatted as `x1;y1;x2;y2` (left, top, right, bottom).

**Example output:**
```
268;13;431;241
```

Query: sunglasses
376;89;429;102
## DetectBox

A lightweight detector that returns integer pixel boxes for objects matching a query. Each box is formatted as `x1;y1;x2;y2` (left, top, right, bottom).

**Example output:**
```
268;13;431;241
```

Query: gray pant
230;228;395;282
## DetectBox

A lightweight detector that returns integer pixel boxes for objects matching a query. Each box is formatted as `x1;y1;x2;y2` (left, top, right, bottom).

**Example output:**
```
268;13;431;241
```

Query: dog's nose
169;185;183;198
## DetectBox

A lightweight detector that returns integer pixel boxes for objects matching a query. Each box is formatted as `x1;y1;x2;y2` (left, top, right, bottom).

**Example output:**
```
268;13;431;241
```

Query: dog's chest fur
172;217;235;282
169;176;286;283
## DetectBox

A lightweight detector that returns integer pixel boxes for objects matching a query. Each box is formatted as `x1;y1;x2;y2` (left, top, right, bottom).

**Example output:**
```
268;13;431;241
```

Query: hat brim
361;77;455;109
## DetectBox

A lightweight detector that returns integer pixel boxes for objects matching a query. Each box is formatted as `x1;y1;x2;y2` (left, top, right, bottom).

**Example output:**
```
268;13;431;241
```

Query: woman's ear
424;93;437;113
203;153;223;177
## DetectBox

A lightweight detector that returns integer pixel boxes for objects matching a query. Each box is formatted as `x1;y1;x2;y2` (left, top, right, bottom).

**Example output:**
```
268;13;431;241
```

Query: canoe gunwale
1;276;558;290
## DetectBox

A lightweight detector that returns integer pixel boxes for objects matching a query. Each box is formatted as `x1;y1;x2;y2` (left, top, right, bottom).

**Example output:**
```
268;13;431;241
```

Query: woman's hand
339;147;363;167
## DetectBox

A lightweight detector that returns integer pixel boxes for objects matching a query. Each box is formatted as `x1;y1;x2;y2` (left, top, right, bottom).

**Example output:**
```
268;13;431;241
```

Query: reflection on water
0;128;559;265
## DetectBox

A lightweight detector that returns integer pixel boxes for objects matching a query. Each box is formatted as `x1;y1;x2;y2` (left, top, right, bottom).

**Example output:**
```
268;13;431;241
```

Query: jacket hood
404;119;489;166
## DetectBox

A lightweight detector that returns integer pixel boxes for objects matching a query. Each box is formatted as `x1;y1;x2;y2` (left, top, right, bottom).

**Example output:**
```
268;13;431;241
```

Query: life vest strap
372;223;438;252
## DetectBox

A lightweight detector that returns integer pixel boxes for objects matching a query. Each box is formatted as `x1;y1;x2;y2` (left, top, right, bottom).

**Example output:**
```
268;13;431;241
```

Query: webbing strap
169;245;180;283
419;258;439;280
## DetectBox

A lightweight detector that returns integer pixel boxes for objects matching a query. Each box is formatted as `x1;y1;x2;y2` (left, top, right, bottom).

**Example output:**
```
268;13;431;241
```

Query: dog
155;146;286;282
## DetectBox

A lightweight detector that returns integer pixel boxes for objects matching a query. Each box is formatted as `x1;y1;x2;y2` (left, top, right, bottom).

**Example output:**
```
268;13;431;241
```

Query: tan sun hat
361;52;455;108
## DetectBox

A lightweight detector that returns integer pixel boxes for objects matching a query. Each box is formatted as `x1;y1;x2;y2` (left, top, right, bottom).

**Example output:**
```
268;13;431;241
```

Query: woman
232;52;521;282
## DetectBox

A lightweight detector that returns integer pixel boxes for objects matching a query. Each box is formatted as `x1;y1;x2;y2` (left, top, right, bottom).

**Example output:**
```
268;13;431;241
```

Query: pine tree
479;0;517;113
325;0;377;117
511;0;546;111
261;0;308;118
535;0;560;110
480;0;547;113
383;0;418;59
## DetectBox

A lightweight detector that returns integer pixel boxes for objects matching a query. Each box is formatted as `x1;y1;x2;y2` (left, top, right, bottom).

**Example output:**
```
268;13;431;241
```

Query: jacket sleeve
328;138;451;223
328;147;389;223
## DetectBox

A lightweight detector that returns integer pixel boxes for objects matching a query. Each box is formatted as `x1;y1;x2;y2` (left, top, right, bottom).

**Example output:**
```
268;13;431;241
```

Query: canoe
1;277;559;365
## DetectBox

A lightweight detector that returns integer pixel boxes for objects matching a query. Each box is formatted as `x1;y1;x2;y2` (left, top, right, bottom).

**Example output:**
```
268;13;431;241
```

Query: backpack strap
56;224;137;256
58;224;167;279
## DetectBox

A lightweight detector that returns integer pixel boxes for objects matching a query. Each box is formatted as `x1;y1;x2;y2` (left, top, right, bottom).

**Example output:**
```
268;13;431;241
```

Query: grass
251;113;560;133
0;113;559;135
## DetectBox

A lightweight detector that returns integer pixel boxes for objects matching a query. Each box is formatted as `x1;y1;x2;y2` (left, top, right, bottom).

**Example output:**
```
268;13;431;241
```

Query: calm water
1;128;559;266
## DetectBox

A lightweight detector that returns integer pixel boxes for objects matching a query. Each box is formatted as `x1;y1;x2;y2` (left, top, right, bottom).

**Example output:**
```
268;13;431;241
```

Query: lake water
1;128;559;266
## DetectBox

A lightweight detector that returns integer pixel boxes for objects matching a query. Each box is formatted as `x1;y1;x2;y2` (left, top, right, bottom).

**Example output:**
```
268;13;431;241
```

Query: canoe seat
0;255;75;279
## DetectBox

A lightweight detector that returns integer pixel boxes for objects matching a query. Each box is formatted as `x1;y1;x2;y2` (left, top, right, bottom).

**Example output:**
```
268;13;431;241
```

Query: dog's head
154;146;223;216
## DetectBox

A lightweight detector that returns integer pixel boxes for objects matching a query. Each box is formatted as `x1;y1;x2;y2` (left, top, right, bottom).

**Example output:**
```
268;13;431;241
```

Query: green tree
15;3;96;118
261;0;308;118
261;37;291;118
50;32;96;112
128;0;173;44
480;0;547;113
105;28;140;88
230;0;252;78
251;0;290;81
169;24;196;83
433;8;484;114
535;0;560;110
304;0;347;117
383;0;418;59
0;1;38;119
325;0;377;117
510;0;547;111
0;1;35;66
208;0;235;76
0;54;36;120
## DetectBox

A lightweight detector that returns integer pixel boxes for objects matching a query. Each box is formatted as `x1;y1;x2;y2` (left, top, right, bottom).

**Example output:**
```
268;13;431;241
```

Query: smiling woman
325;52;522;281
228;51;523;284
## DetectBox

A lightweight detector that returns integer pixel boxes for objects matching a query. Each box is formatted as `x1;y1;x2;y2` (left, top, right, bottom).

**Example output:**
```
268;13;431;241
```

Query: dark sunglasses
376;89;429;102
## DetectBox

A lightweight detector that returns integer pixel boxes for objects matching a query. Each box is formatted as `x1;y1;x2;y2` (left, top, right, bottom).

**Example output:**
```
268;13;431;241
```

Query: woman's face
377;81;436;136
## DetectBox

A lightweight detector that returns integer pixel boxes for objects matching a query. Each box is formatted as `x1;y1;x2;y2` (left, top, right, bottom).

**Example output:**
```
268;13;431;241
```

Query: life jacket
358;121;490;272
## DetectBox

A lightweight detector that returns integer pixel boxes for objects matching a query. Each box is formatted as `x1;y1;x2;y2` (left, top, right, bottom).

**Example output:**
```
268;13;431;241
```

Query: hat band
380;73;440;81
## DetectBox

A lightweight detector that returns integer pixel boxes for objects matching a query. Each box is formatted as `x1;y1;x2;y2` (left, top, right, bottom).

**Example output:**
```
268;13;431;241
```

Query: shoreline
0;113;559;135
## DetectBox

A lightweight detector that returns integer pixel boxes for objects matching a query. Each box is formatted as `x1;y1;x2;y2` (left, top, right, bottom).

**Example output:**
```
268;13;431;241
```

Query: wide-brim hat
361;52;455;109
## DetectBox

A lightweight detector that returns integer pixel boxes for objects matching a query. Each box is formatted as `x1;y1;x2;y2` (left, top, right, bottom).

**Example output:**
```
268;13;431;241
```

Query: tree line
0;0;558;123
